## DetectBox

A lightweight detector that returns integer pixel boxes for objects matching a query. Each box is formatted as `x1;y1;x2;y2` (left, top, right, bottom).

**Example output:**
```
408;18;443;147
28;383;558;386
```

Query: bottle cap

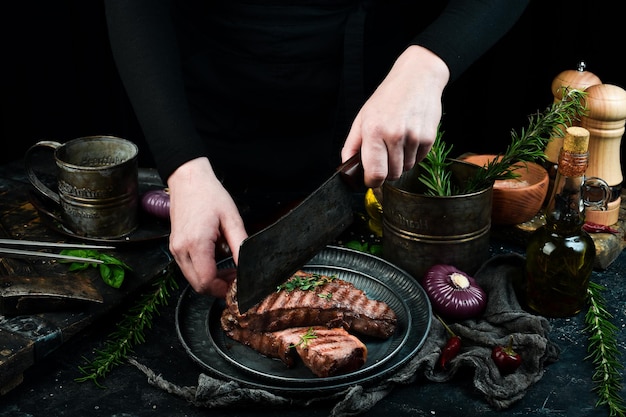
563;126;589;153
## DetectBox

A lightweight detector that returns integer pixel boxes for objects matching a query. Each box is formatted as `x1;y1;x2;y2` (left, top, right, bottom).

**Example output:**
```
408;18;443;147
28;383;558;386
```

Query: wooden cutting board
0;162;173;395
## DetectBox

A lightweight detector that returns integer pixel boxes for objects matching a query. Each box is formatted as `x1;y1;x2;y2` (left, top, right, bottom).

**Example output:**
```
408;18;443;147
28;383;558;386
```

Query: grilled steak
221;271;397;339
224;325;367;377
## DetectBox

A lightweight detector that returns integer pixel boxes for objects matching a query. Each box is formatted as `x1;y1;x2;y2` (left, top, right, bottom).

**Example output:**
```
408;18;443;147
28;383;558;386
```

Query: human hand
341;45;450;188
167;157;248;297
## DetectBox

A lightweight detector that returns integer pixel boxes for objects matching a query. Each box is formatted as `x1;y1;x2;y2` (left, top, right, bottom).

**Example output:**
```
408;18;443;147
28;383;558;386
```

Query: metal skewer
0;238;116;263
0;248;105;264
0;239;115;250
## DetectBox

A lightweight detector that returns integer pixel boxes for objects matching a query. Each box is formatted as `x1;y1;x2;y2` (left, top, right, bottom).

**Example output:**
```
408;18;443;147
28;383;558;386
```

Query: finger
360;139;389;188
170;237;217;294
341;114;364;162
402;135;419;172
222;216;248;267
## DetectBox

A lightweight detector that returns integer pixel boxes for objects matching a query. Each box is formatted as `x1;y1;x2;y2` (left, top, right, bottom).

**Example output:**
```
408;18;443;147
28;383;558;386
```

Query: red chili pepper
583;222;619;234
436;315;461;370
491;336;522;375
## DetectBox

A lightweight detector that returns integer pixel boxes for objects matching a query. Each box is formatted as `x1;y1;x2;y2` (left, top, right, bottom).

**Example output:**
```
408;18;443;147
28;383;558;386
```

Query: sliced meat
222;271;397;339
225;325;367;377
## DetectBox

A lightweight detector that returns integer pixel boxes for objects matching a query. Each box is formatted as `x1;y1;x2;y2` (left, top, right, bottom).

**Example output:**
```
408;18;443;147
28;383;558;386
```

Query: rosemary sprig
75;264;179;387
417;88;587;196
277;273;336;292
584;281;626;417
418;129;455;196
289;327;318;349
463;88;587;193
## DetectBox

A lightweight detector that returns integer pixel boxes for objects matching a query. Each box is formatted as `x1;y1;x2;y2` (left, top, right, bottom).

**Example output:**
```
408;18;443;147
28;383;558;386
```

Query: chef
104;0;529;297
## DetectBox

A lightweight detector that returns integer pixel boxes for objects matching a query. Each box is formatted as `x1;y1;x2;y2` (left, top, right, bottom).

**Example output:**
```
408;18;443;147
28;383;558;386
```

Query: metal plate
175;245;432;395
208;265;411;384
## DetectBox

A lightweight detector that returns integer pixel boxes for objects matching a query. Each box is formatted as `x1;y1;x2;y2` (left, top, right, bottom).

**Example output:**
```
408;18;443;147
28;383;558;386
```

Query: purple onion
141;188;170;220
422;264;487;320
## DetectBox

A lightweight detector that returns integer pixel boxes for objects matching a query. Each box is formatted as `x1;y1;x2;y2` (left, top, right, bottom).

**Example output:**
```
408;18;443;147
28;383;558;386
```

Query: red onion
421;264;487;320
141;188;170;220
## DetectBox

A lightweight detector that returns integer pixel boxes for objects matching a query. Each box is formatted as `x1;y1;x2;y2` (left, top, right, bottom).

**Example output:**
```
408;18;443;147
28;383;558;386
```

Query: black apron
173;0;372;196
172;0;441;227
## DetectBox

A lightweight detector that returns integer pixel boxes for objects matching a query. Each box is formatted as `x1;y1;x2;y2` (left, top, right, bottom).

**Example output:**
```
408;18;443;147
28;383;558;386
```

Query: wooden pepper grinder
544;62;601;168
580;83;626;225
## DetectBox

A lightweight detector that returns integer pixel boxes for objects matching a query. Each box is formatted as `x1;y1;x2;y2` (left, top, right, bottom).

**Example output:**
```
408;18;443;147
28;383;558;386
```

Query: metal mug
25;136;139;238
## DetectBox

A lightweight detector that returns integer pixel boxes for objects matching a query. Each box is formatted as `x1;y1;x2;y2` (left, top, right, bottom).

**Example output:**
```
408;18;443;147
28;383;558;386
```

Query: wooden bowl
461;154;549;225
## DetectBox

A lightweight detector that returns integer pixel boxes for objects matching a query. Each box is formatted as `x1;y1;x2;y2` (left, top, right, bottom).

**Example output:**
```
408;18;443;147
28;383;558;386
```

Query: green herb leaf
585;281;626;417
418;128;455;196
418;88;587;196
277;273;336;292
75;264;179;387
60;249;132;288
289;327;318;349
344;240;383;256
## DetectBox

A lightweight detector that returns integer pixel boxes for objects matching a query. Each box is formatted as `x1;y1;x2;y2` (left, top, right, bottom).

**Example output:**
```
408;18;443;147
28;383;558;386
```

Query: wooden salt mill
580;83;626;225
544;62;601;167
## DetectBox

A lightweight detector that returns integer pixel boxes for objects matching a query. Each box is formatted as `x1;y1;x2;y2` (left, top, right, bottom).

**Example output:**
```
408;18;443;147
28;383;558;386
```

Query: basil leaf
60;249;131;289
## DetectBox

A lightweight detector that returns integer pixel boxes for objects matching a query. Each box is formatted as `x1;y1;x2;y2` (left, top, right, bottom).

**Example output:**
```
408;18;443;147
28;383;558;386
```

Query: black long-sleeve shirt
105;0;528;193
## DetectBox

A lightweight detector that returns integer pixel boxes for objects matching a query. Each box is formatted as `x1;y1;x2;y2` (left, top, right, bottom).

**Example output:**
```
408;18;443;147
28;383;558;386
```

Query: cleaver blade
236;154;363;313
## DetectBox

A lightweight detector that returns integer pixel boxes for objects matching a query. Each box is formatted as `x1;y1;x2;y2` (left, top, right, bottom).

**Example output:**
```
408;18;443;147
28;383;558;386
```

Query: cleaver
236;153;363;312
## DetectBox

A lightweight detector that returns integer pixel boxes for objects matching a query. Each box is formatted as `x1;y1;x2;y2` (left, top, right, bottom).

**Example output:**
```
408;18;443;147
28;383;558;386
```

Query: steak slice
221;271;397;339
224;325;368;377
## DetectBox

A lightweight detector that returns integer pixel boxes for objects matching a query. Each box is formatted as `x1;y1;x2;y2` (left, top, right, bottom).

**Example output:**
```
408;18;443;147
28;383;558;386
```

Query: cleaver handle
338;153;364;190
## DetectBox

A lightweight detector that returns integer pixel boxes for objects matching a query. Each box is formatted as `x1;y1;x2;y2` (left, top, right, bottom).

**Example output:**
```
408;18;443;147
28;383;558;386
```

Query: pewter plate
208;265;410;384
175;245;432;395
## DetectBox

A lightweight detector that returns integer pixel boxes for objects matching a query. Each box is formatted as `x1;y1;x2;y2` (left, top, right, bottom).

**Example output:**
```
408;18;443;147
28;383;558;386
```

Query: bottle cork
562;126;590;153
558;127;589;178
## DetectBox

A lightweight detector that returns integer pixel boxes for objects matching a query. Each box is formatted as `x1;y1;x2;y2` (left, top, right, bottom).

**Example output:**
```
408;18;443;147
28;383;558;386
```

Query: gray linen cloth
130;253;559;416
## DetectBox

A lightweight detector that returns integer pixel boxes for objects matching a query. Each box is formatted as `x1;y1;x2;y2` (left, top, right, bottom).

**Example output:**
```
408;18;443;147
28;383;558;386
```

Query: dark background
2;1;625;173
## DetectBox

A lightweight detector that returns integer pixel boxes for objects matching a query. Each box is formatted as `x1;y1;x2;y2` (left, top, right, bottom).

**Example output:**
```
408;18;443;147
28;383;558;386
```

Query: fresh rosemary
289;327;318;349
418;88;588;196
75;264;179;387
418;129;454;196
584;281;626;417
277;273;336;292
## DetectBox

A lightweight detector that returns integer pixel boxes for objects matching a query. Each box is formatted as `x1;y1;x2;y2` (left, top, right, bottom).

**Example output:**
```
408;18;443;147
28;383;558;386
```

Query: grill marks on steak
222;271;397;339
220;271;397;377
224;326;367;377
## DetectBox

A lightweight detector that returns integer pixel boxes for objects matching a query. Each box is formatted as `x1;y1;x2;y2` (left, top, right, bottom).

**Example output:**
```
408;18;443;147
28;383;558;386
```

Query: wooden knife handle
337;152;364;190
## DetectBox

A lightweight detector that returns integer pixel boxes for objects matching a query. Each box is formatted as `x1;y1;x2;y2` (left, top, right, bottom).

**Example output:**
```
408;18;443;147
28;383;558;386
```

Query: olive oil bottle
525;126;595;317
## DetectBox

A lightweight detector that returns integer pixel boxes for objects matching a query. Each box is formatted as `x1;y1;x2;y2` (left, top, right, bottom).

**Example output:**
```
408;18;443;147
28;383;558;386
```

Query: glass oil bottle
525;126;596;317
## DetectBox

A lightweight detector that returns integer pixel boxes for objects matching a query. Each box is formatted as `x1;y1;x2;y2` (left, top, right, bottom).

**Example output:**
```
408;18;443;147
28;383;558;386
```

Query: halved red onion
141;188;170;220
422;264;487;320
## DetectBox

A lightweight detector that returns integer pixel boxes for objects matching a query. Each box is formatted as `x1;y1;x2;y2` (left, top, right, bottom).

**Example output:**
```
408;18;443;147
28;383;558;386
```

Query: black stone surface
1;230;624;417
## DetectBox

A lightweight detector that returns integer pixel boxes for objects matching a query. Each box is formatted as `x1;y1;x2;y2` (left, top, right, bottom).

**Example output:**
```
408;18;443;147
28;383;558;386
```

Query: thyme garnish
277;273;337;292
289;327;318;349
584;281;626;417
75;264;178;387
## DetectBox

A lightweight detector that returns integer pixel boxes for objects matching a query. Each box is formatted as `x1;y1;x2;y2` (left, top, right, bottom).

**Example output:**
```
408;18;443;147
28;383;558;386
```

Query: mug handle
25;141;62;205
582;176;612;211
